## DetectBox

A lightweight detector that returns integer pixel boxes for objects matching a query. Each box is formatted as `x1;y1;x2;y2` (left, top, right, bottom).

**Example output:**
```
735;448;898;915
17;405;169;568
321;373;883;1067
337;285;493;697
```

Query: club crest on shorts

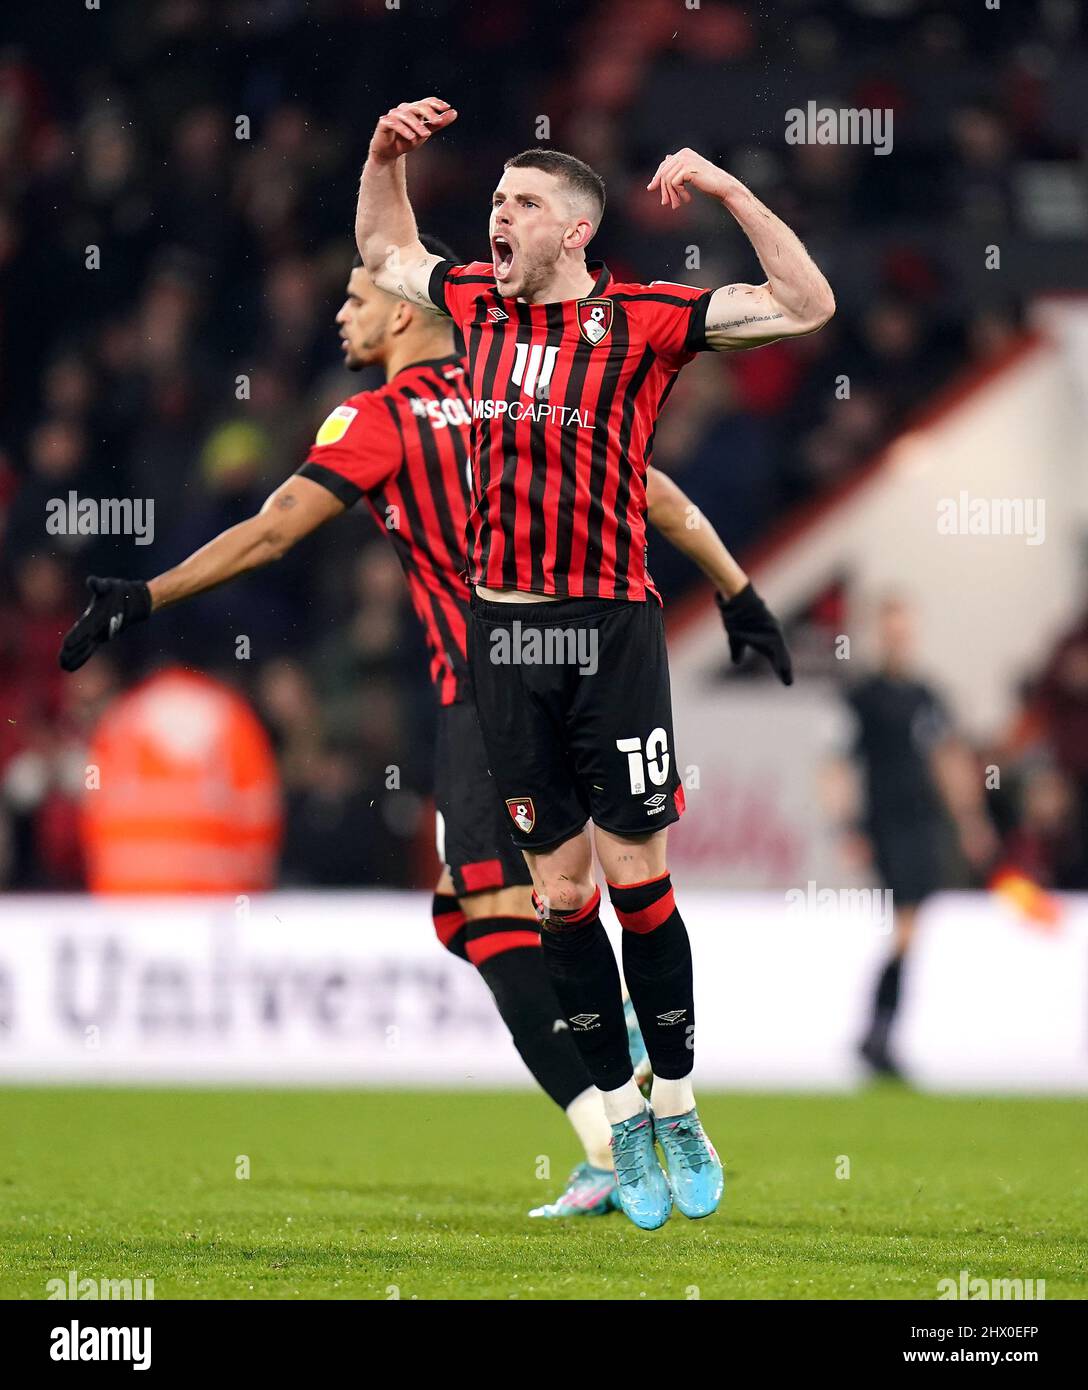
577;298;613;345
506;797;536;834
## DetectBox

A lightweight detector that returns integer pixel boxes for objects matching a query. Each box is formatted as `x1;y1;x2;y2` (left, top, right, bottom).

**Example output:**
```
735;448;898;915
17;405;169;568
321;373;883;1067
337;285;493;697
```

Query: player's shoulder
388;355;468;391
607;276;711;305
311;385;399;450
446;259;494;280
384;357;470;423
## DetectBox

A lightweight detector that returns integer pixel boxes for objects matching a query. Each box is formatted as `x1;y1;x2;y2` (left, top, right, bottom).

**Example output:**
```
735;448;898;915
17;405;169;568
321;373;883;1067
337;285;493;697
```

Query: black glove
716;582;793;686
59;576;152;672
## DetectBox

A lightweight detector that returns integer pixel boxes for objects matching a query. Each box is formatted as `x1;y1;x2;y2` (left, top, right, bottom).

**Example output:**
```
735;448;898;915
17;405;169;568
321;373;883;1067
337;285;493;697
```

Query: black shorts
870;818;945;906
467;594;685;852
434;698;532;897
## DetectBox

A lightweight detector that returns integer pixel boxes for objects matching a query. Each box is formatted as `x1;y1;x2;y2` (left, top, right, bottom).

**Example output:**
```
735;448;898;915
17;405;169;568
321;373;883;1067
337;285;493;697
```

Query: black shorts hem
449;860;532;896
591;806;681;841
509;816;589;855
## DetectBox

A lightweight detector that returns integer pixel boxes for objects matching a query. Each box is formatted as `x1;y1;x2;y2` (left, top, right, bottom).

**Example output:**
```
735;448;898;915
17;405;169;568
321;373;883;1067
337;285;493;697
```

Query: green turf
0;1087;1084;1300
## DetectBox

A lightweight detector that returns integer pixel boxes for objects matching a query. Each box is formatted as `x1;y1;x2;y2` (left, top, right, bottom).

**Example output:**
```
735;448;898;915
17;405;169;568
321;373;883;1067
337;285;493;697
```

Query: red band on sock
613;887;676;934
535;885;602;928
432;907;467;947
564;885;602;924
466;929;541;966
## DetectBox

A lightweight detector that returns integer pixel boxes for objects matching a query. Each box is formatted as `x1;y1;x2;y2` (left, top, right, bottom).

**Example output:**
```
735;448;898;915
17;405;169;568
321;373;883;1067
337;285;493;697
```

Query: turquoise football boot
528;1162;619;1218
610;1110;672;1230
653;1108;724;1219
624;995;652;1096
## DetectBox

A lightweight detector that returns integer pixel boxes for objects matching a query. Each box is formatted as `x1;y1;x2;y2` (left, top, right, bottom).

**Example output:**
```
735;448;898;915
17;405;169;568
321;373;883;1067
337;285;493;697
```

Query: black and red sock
459;912;592;1110
536;887;633;1092
608;872;694;1080
431;892;468;961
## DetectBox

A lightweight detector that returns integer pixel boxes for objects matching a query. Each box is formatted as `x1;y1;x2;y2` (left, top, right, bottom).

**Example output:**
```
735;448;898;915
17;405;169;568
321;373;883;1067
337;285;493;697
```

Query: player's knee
533;881;601;932
432;892;468;960
460;885;533;921
597;830;667;889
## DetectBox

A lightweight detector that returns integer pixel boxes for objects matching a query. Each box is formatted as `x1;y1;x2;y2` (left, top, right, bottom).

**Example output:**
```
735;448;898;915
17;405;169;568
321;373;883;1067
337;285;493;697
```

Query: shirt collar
389;353;464;383
497;261;612;306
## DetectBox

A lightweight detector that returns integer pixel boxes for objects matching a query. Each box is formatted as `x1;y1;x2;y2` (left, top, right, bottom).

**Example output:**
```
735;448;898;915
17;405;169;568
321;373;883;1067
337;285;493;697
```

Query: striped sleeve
428;260;496;325
296;393;402;503
628;281;714;368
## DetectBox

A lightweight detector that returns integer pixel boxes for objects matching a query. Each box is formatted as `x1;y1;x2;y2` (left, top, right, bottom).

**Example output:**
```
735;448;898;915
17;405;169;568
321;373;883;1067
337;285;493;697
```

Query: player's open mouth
492;235;515;281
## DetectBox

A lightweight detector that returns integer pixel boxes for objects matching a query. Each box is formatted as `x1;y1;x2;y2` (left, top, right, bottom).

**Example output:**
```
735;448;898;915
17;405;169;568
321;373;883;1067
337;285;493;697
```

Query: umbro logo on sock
657;1009;687;1025
569;1013;600;1030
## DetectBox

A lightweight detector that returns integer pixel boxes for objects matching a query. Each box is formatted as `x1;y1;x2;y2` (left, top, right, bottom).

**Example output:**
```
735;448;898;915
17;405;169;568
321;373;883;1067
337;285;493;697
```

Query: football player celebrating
59;244;792;1219
356;98;831;1228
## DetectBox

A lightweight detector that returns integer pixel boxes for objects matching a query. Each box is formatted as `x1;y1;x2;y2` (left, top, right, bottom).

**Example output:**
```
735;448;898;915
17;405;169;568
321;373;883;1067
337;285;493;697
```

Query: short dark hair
503;149;606;226
351;231;459;272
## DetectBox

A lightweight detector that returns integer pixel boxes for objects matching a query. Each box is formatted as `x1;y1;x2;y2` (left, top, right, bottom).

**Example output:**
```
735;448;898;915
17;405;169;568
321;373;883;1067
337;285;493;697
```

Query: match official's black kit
848;673;951;905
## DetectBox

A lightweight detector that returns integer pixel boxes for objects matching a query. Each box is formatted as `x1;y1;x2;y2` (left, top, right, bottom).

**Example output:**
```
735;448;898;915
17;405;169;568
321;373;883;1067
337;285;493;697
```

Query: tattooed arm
356;97;457;306
147;477;344;611
648;149;835;350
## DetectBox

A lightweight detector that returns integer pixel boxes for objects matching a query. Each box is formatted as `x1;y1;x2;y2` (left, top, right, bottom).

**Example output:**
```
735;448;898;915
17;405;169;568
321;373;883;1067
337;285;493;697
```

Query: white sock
565;1086;614;1170
600;1078;646;1127
650;1075;695;1119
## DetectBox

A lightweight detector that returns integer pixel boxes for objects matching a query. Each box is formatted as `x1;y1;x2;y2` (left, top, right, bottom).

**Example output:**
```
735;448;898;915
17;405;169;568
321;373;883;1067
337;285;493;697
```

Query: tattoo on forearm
396;277;430;305
275;493;298;511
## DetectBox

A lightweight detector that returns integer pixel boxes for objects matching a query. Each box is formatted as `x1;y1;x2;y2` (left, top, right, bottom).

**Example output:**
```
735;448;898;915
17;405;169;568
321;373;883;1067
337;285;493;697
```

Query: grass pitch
1;1087;1084;1300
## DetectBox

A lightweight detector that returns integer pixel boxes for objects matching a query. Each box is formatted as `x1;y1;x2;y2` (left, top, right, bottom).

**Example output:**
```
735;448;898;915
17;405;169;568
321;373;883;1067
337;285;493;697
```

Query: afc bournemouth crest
506;797;536;834
577;298;613;345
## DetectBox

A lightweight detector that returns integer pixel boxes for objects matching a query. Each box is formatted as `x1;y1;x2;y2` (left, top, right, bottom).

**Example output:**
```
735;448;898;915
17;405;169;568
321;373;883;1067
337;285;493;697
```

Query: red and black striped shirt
428;259;712;601
297;354;472;706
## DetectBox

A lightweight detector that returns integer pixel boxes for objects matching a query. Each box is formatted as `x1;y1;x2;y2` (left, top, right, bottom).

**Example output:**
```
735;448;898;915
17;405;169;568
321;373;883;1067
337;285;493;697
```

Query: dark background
2;0;1087;889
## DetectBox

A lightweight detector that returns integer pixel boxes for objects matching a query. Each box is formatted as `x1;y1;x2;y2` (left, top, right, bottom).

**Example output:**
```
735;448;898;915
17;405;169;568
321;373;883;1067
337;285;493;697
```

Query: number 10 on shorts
616;728;670;796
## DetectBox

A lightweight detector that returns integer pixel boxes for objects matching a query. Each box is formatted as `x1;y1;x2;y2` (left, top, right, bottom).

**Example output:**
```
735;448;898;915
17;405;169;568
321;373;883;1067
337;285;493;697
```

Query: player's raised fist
369;98;457;163
647;148;732;209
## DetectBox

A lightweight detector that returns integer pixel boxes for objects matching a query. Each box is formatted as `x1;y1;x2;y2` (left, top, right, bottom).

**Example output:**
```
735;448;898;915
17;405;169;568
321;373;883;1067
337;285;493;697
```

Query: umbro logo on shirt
487;307;508;322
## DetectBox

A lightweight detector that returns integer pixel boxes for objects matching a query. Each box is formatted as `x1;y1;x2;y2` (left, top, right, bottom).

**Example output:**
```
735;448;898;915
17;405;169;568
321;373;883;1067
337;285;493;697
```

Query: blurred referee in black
839;596;996;1078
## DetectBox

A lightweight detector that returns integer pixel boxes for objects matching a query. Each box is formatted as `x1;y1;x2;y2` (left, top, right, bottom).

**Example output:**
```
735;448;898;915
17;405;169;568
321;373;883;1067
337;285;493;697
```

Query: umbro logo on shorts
643;792;667;809
656;1009;687;1026
570;1013;601;1030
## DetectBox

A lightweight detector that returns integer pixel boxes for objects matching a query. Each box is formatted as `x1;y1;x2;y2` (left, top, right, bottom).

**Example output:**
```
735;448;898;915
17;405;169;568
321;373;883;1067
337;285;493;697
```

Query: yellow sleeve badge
314;404;358;446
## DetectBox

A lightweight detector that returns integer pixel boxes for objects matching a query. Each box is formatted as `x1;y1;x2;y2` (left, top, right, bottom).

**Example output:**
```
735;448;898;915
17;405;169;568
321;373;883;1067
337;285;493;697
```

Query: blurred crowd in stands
2;0;1087;889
